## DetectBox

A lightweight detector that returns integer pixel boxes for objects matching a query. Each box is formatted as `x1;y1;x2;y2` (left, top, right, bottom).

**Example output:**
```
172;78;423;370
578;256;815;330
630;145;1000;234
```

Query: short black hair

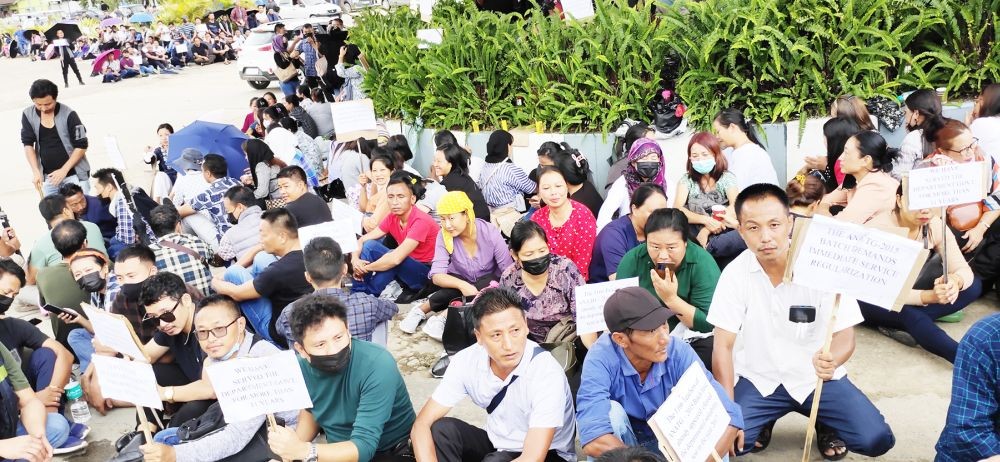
224;185;257;208
115;243;156;265
303;237;344;284
149;204;180;237
433;130;458;149
138;272;187;307
29;79;59;100
644;208;689;241
52;220;88;257
92;167;125;189
629;183;666;209
509;220;547;253
387;171;426;200
261;207;298;237
289;293;348;343
58;182;84;198
595;447;667;462
195;293;241;319
386;134;413;161
38;195;68;223
284;94;300;106
0;259;26;289
278;116;299;133
202;154;228;179
735;183;790;220
471;287;525;330
276;165;307;185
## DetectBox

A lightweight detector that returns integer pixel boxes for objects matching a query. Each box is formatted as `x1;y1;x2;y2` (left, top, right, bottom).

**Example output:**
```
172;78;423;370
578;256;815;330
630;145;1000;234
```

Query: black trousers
61;58;83;85
428;275;496;312
688;336;714;373
430;417;567;462
139;363;215;429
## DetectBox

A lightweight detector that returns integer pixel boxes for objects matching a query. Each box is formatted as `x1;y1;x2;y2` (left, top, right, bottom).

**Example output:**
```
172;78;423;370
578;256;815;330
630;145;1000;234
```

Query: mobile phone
43;304;79;319
788;305;817;323
655;263;670;280
0;213;9;230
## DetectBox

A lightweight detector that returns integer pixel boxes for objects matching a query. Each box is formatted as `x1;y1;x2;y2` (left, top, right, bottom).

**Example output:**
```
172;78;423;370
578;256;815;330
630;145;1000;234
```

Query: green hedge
350;0;1000;132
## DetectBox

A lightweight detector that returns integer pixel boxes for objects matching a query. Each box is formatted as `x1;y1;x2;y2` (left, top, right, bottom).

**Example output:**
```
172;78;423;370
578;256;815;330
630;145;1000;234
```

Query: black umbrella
45;22;83;42
206;7;233;19
22;29;41;39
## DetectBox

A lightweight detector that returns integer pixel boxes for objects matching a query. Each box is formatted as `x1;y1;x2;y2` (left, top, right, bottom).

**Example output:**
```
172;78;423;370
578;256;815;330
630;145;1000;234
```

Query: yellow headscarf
436;191;477;254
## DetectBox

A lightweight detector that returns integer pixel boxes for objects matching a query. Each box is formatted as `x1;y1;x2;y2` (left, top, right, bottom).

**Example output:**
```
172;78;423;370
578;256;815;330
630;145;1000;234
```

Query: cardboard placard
574;278;639;335
561;0;594;20
332;99;378;142
416;29;443;49
82;303;150;362
206;350;313;423
784;216;927;311
906;161;988;210
298;220;359;253
92;355;162;410
648;364;731;462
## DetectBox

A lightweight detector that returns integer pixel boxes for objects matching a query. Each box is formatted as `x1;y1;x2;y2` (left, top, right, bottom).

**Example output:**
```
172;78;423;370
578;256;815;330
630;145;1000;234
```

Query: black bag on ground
177;401;283;462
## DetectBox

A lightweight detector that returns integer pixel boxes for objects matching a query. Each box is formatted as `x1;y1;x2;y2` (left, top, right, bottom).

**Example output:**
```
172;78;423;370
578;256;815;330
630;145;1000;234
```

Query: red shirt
531;200;597;281
378;207;440;264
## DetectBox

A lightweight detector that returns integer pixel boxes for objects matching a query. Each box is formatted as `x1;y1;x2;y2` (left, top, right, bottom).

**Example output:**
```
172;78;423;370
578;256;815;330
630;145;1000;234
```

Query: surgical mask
692;159;717;175
226;211;239;225
219;339;242;361
76;272;106;293
0;295;12;315
520;254;551;276
122;282;143;301
309;344;351;375
636;161;660;179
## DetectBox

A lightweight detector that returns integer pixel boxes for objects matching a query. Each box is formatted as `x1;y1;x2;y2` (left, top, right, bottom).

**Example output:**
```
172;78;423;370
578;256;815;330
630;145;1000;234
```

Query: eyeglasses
195;318;240;341
942;138;980;158
142;299;180;324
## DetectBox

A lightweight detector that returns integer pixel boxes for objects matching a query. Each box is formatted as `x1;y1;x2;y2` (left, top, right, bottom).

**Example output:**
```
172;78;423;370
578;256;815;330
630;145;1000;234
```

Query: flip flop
750;420;776;453
817;427;849;461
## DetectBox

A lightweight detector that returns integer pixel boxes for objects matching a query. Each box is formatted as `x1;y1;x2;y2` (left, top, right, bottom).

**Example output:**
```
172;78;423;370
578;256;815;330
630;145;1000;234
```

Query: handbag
174;402;283;462
272;51;299;82
265;197;288;209
540;316;577;373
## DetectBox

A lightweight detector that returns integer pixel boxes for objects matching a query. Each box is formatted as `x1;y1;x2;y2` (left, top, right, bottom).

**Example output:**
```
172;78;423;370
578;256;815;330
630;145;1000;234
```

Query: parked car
275;0;341;19
236;17;338;89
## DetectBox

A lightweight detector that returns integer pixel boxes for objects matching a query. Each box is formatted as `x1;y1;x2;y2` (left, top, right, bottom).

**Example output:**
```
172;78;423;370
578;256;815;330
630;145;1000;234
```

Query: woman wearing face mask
711;108;778;191
819;131;900;225
895;89;944;178
358;152;396;232
500;220;596;347
590;183;668;283
675;132;745;259
241;139;286;208
597;138;668;231
61;249;114;373
531;167;597;281
143;123;178;202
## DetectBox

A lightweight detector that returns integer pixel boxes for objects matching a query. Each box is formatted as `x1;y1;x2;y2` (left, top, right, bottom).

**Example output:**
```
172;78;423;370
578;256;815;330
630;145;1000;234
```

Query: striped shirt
478;161;536;208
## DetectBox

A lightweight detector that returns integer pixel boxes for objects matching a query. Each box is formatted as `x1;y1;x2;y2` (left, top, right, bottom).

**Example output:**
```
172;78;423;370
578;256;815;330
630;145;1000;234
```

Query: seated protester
552;145;604;218
92;167;156;256
138;294;297;462
41;220;105;347
479;130;536;236
190;36;212;65
213;208;312;344
708;184;894;459
278;117;322;178
500;221;597;347
147;204;213;296
590;184;668;283
786;175;826;220
359;152;396;233
795;117;862;191
241;138;285;207
118;50;143;78
675;132;746;260
432;143;492;223
276;237;397;347
305;88;335;137
818;131;900;225
595;447;667;462
102;56;122;82
711;108;779;191
176;154;242;250
352;172;441;303
63;249;117;373
399;192;514;339
935;313;1000;461
598;138;668;231
277;166;332;228
0;342;56;461
270;293;416;462
576;287;742;459
411;287;577;462
615;209;721;371
860;186;982;363
531;167;597;281
283;94;319;138
28;195;107;282
60;182;117;246
217;186;264;266
169;149;210;208
210;37;235;64
527;142;561;210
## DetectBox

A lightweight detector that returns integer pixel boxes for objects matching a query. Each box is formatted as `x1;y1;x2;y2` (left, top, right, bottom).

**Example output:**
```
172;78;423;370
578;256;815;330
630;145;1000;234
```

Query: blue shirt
190;177;241;243
576;334;743;446
588;215;640;283
296;40;318;77
936;313;1000;461
83;194;117;242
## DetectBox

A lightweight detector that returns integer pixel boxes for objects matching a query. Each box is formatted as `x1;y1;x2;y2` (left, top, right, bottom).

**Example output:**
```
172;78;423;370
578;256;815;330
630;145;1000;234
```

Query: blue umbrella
129;12;155;23
167;121;249;180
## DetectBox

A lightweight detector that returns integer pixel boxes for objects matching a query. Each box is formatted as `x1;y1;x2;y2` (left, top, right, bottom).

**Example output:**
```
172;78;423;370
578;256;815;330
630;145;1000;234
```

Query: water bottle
65;381;91;423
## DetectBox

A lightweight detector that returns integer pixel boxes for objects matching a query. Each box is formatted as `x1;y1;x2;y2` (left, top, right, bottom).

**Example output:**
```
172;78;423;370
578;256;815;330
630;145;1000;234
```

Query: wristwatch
164;386;175;403
304;443;318;462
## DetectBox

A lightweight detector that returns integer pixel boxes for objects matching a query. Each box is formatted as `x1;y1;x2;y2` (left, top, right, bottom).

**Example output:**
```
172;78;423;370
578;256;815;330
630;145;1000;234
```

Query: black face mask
309;344;351;375
226;211;239;225
76;272;106;293
521;254;551;276
122;282;144;302
0;295;13;315
636;161;660;179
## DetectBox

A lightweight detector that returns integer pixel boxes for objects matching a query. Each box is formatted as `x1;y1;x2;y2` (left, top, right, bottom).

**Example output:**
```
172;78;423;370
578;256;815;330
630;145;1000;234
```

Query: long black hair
243;139;277;188
714;108;763;147
437;143;471;176
905;90;946;147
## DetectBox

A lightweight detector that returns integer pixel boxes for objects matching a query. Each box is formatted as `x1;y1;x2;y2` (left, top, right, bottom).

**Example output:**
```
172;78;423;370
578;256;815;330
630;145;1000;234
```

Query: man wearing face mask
217;186;264;266
107;245;160;343
92;168;156;258
270;294;415;462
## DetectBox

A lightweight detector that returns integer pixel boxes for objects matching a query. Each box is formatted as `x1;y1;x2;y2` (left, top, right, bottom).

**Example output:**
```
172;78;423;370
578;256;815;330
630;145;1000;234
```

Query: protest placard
299;221;359;253
330;199;364;236
81;304;149;362
104;136;127;171
92;355;162;410
648;363;730;462
785;215;927;311
417;29;443;49
561;0;595;20
332;99;378;142
418;0;436;21
574;278;639;334
206;350;313;423
906;161;988;210
53;39;69;47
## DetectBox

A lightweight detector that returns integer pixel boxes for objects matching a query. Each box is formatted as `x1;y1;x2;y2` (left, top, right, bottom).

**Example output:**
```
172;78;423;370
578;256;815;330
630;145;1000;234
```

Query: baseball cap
604;286;674;333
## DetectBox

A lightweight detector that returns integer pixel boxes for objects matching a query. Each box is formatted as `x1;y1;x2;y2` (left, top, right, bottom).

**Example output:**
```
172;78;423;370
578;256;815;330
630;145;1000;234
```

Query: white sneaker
422;313;446;342
398;306;426;334
379;280;403;301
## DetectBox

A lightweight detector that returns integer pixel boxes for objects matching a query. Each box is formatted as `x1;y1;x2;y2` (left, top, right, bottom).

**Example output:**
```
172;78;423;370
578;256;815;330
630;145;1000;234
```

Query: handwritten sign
206;350;313;423
416;29;443;49
648;363;731;462
299;221;359;253
907;161;987;210
561;0;594;20
82;304;149;362
786;215;927;311
332;99;378;142
92;355;162;410
574;278;639;334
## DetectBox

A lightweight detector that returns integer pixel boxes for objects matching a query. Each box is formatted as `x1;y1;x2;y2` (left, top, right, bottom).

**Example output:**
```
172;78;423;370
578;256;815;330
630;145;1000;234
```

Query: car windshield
301;0;328;5
245;31;274;46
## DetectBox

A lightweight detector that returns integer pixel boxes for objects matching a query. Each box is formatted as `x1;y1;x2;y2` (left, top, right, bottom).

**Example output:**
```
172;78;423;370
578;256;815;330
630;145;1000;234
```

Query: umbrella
22;29;40;39
167;121;249;180
206;7;233;19
91;49;121;75
129;12;155;23
100;17;123;28
45;22;83;42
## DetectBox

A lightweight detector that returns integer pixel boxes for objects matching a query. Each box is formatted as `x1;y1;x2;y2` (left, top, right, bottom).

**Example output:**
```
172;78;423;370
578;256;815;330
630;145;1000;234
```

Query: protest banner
574;278;639;335
906;161;988;210
206;350;313;423
332;99;378;142
417;29;443;49
92;355;161;443
647;363;729;462
81;303;149;362
299;221;359;253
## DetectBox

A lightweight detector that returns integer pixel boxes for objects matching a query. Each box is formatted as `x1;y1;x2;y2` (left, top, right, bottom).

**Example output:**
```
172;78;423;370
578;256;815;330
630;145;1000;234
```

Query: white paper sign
104;136;127;171
331;99;377;142
418;0;436;21
648;364;730;462
416;29;443;49
907;161;987;210
574;278;639;334
299;220;358;253
561;0;594;20
206;350;313;423
53;38;69;47
330;198;364;236
82;305;147;361
92;355;162;410
790;215;925;310
175;43;189;54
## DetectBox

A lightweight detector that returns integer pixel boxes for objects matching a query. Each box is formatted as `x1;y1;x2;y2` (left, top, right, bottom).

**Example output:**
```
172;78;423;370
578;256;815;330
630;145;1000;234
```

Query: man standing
708;183;894;459
60;183;117;246
21;79;91;196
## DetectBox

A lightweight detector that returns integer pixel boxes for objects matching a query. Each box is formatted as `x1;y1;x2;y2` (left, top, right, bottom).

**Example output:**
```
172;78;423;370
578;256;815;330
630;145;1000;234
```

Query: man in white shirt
708;183;894;459
410;287;576;462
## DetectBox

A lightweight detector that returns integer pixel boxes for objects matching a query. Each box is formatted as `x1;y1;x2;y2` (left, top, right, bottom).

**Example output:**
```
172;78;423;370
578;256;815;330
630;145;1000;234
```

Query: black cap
604;286;673;333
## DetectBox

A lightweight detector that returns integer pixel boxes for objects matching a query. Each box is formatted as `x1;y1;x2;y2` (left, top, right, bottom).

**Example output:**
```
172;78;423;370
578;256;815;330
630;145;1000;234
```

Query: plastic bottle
65;381;91;423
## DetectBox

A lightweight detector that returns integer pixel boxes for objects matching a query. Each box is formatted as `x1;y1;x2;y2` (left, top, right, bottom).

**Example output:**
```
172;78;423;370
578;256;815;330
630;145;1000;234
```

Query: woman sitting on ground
830;94;876;131
896;89;944;178
597;138;667;230
531;166;597;281
819;131;900;225
277;117;322;177
786;174;826;221
143;123;178;202
674;132;745;260
969;83;1000;163
242;139;286;207
479;130;535;236
552;144;604;217
798;117;863;192
432;143;491;223
589;183;668;283
359;151;396;232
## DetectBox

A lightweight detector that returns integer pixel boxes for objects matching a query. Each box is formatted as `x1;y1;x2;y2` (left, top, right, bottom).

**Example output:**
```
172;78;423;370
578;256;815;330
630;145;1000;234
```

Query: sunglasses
142;299;180;324
195;318;239;341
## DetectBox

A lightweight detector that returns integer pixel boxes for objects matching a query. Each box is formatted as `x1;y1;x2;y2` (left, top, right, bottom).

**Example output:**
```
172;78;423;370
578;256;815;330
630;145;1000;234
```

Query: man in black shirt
20;79;91;197
276;166;331;228
190;37;213;65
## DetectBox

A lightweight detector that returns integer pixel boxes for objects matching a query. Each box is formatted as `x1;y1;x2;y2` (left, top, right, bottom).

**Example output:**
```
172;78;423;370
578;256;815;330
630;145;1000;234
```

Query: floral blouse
530;199;597;281
499;254;585;342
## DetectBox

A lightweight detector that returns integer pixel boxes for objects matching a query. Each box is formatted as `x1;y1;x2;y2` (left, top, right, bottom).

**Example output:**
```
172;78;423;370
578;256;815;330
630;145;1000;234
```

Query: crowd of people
2;73;1000;462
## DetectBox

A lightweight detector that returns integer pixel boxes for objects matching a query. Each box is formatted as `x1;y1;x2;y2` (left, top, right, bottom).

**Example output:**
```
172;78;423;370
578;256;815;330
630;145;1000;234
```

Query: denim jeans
153;427;181;445
67;328;95;372
40;174;89;198
223;252;278;342
16;412;70;449
351;239;431;297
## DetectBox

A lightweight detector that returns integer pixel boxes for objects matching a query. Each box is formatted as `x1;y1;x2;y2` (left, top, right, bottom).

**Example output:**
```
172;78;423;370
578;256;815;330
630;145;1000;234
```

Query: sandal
750;420;775;453
817;426;849;461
